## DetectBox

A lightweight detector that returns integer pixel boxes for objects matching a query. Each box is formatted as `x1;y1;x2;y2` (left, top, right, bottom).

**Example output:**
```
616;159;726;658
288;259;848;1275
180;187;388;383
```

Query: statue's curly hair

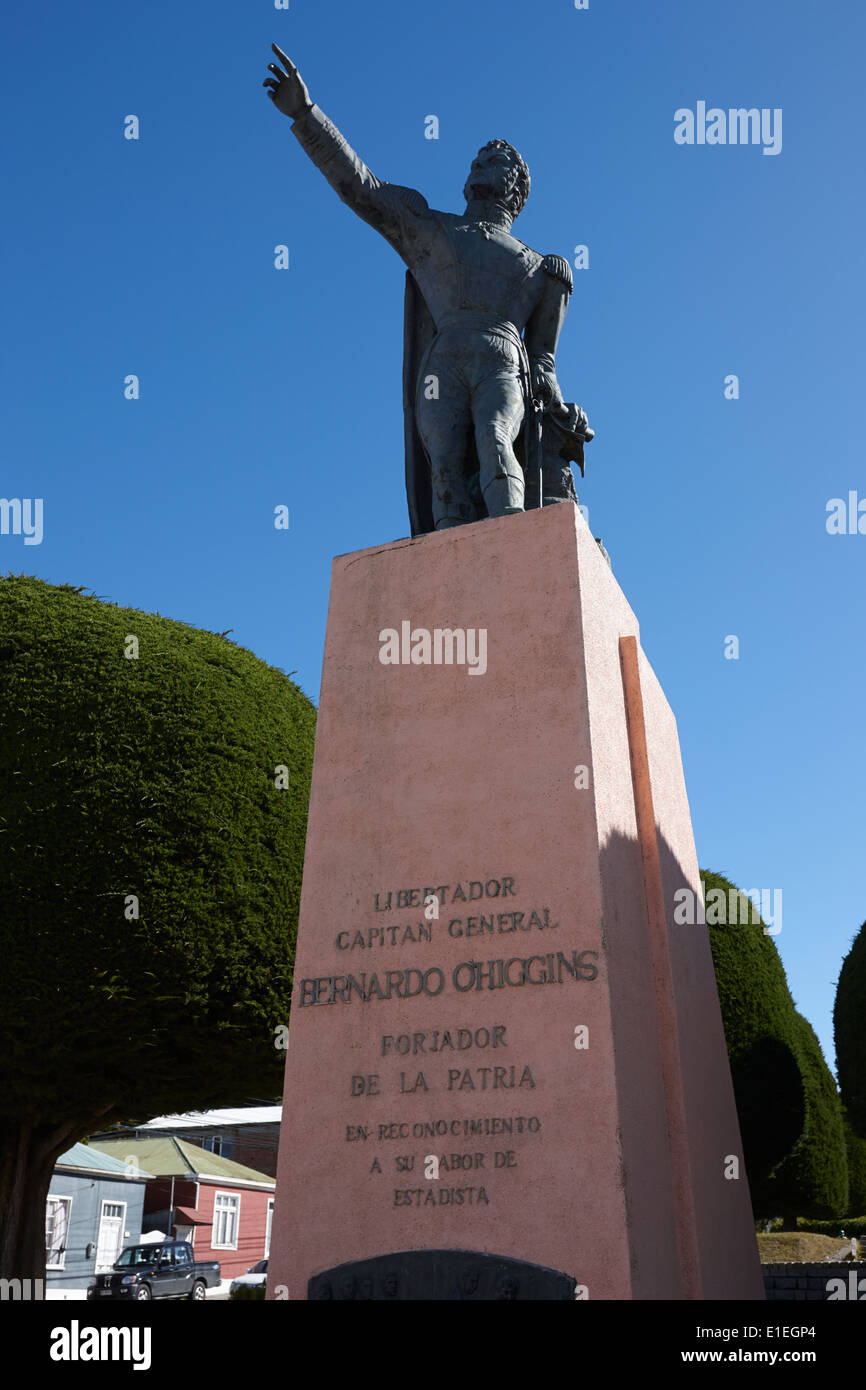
464;140;531;219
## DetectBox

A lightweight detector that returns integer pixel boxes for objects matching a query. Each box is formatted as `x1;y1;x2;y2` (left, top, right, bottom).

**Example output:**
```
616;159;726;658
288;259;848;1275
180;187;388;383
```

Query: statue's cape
402;271;437;538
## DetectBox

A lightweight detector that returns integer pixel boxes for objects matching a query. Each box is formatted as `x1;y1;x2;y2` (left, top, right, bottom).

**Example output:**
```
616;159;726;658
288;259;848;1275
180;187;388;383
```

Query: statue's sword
532;395;546;508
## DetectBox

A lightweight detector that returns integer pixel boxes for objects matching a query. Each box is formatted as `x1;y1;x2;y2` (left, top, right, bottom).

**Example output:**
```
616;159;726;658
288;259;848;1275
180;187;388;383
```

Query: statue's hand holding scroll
263;45;312;120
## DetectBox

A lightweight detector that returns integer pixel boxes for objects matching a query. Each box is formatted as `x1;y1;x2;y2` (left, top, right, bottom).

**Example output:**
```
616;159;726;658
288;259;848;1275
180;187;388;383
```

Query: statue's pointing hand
263;45;311;119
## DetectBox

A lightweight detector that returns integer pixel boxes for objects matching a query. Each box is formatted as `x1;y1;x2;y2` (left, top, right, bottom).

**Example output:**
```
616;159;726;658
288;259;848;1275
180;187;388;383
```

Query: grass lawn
757;1232;856;1263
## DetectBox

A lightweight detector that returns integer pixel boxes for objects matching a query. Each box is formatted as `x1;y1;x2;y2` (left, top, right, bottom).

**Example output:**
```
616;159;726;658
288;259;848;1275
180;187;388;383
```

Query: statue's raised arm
263;46;426;252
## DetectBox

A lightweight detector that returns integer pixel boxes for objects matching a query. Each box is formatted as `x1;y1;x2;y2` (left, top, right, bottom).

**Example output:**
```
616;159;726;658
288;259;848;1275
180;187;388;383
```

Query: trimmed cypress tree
703;869;848;1221
835;922;866;1217
702;869;804;1203
764;1012;849;1224
834;921;866;1135
843;1116;866;1215
0;576;315;1281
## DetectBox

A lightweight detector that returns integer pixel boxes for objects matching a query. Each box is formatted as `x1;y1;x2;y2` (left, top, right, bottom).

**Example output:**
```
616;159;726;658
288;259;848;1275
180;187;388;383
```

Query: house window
95;1200;127;1272
264;1199;275;1258
45;1196;72;1270
203;1136;222;1156
212;1192;239;1249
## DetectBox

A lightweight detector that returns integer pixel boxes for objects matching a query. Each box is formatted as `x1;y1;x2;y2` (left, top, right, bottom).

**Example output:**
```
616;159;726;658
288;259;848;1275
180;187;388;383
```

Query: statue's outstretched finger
271;44;296;76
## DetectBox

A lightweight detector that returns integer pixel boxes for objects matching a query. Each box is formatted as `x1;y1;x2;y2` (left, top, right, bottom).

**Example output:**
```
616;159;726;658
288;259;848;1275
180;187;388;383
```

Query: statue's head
463;140;530;219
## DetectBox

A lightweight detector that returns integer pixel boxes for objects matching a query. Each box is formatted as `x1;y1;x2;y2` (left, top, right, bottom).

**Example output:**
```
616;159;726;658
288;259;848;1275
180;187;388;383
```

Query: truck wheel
135;1285;151;1301
189;1280;206;1301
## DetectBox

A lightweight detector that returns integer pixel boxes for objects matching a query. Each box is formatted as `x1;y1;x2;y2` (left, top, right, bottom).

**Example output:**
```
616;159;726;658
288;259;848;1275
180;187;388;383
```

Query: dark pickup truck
88;1240;221;1301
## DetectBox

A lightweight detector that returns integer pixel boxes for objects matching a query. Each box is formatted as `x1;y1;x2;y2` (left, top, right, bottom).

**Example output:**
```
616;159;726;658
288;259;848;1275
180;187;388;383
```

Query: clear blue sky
3;1;863;1075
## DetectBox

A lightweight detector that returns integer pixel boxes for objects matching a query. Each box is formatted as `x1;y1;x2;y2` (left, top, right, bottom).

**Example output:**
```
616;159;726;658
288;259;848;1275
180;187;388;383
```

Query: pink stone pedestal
267;502;764;1300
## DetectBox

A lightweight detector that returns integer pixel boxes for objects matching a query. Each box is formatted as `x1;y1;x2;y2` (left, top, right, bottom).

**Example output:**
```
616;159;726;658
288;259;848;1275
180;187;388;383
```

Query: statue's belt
432;311;526;354
420;312;532;400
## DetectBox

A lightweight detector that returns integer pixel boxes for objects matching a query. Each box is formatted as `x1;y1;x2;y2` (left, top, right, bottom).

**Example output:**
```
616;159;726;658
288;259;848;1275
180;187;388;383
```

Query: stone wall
763;1262;866;1301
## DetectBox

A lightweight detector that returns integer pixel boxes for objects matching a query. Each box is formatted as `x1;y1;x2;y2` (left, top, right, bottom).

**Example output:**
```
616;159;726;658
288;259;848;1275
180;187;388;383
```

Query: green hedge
843;1117;866;1214
703;869;848;1220
763;1012;848;1221
834;922;866;1135
797;1216;866;1239
703;870;804;1205
0;575;316;1125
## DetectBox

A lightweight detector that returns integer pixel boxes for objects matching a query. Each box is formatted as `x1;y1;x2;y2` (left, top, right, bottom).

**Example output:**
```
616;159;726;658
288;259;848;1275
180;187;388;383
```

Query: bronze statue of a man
264;46;591;535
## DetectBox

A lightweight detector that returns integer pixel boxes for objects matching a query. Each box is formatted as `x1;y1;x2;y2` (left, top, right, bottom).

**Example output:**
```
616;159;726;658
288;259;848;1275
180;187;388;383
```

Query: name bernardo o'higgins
298;950;599;1006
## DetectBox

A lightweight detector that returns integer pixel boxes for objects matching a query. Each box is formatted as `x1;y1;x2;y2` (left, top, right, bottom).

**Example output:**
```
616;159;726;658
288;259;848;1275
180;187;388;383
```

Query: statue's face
464;145;520;207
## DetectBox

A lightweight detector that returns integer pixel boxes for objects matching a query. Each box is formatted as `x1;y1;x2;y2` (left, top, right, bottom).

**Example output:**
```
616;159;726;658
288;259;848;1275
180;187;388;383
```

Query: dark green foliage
229;1282;266;1300
729;1038;804;1183
0;575;316;1126
702;870;805;1198
843;1117;866;1215
764;1012;848;1221
798;1215;866;1238
832;921;866;1223
703;869;848;1220
834;922;866;1135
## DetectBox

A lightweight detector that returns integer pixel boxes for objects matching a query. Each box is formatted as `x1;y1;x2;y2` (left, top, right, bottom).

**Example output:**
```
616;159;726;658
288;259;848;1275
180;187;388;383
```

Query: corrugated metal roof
90;1135;275;1187
134;1106;282;1129
56;1141;153;1179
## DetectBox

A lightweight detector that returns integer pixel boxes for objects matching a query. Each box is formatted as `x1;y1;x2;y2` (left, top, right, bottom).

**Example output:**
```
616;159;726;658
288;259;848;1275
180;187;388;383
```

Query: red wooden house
89;1136;275;1283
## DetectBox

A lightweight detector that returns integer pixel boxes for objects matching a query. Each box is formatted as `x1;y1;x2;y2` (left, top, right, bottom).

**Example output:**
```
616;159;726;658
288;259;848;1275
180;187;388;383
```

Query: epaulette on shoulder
542;253;573;293
382;183;430;216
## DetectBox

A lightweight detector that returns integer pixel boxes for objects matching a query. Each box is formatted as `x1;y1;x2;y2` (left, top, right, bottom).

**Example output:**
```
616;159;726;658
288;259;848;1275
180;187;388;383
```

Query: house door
95;1201;127;1272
